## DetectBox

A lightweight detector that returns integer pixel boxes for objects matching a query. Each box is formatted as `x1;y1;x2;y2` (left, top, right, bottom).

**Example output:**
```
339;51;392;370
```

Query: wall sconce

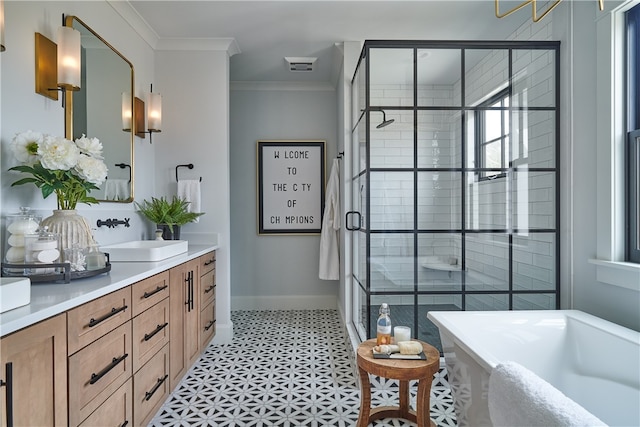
123;84;162;143
495;0;604;22
1;0;6;52
34;19;81;100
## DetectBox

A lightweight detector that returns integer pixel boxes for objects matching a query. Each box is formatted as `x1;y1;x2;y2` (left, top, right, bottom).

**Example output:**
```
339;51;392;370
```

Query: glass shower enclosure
348;40;560;351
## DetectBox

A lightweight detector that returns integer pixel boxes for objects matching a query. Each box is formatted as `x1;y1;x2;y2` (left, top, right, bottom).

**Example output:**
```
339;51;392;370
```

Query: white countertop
0;244;218;338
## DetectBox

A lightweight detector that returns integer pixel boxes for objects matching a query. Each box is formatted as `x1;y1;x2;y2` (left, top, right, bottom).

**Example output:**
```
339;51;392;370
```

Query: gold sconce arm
496;0;604;22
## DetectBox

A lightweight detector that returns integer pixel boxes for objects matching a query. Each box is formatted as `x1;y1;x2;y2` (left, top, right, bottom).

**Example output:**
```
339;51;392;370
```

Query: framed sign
257;140;325;234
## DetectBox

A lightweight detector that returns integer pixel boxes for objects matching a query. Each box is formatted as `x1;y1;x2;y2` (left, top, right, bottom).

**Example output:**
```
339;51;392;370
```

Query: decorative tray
1;254;111;284
372;351;427;360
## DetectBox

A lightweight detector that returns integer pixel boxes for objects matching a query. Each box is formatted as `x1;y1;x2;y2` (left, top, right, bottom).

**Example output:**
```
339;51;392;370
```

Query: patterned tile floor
150;310;457;426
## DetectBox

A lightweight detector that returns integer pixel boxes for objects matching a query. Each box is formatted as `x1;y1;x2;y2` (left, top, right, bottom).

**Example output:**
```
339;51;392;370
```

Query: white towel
489;362;607;427
319;158;340;280
177;179;201;223
103;179;130;201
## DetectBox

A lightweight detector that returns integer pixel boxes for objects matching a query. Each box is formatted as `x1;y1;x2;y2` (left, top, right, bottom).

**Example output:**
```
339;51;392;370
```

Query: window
475;88;510;180
628;3;640;263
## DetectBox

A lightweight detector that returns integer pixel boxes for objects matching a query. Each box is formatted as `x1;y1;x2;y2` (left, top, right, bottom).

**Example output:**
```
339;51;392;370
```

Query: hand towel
103;179;130;201
488;361;607;427
178;179;201;222
319;158;340;280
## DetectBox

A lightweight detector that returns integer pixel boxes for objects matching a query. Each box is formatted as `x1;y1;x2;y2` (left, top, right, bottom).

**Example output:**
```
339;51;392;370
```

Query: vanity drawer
77;378;133;427
200;300;216;350
200;269;216;307
199;251;216;275
133;343;170;427
131;271;170;317
132;298;170;373
68;286;132;355
68;321;133;426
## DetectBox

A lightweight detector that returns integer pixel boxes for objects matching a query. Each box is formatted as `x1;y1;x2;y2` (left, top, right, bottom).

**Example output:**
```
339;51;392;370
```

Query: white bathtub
427;310;640;426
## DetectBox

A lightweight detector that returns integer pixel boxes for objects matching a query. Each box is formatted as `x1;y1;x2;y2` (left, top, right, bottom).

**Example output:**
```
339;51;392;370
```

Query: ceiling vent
285;56;317;72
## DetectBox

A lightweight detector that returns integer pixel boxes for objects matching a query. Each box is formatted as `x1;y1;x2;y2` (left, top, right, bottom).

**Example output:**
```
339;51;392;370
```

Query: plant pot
157;224;181;240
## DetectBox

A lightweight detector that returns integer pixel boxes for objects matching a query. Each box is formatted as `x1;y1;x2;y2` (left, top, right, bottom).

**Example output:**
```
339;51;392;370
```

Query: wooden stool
356;338;440;427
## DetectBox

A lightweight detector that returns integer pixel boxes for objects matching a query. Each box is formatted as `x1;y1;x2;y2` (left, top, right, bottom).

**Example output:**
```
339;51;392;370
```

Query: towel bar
175;164;202;182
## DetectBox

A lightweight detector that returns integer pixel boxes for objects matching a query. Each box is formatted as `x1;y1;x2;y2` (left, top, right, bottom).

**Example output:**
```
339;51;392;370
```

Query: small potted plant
135;196;204;240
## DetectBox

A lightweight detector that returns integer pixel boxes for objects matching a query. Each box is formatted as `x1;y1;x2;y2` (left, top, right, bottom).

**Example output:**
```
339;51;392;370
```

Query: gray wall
229;85;339;310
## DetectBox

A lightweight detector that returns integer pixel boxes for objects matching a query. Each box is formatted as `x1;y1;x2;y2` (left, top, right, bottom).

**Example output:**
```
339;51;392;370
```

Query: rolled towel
373;341;423;355
397;341;422;355
489;361;607;427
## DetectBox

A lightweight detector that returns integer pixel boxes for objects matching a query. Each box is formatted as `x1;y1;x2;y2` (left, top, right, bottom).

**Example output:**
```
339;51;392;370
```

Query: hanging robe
319;158;340;280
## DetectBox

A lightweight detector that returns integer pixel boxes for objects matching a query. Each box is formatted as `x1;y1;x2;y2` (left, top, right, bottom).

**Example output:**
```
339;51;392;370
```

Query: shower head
377;115;395;129
373;108;395;129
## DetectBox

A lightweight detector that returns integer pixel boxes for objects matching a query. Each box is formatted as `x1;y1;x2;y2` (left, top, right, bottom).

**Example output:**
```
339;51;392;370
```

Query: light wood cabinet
78;378;133;427
132;297;170;373
199;251;216;352
68;321;133;426
131;271;170;317
0;314;67;427
67;286;132;355
133;344;170;426
0;248;217;427
168;258;200;389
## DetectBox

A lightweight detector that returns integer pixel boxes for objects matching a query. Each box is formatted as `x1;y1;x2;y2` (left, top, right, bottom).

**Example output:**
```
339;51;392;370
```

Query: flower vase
39;210;96;255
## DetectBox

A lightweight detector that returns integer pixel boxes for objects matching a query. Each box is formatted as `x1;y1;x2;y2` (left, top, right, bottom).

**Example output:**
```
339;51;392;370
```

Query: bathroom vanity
0;244;217;427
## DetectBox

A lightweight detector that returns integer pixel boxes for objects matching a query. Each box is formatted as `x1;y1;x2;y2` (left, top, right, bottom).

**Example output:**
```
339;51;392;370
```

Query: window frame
475;88;510;181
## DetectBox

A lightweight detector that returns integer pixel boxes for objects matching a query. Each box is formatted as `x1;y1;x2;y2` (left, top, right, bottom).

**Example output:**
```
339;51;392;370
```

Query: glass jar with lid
24;227;61;275
3;207;41;274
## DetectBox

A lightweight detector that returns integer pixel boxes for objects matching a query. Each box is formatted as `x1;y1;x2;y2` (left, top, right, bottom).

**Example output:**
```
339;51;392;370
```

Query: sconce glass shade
1;0;6;52
122;92;132;131
147;92;162;132
57;26;81;89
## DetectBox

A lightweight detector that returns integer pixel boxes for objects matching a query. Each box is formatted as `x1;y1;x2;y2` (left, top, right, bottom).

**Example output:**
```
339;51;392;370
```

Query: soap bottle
376;303;392;345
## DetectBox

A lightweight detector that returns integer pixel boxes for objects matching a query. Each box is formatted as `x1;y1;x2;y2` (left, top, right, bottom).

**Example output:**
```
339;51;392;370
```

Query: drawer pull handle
144;322;169;341
90;353;128;385
145;374;168;401
1;362;13;427
204;319;216;331
120;421;129;427
143;285;168;299
204;284;215;294
204;258;215;266
88;305;128;328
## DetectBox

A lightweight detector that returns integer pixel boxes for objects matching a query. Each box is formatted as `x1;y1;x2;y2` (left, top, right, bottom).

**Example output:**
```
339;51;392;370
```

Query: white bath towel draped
177;179;202;223
319;158;340;280
103;179;130;201
488;361;607;427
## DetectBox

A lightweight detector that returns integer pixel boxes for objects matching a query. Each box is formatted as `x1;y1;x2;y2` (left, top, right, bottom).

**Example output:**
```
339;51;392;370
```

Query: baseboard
231;295;338;311
210;321;233;345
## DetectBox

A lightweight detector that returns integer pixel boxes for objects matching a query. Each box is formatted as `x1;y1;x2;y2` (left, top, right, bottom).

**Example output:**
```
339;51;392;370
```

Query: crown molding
156;38;241;56
108;1;241;56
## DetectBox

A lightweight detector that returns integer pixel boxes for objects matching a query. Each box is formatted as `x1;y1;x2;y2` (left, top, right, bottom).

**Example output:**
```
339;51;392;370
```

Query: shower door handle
345;211;361;231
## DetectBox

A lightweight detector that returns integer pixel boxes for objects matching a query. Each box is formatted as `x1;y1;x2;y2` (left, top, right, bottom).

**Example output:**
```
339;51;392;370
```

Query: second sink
101;240;188;262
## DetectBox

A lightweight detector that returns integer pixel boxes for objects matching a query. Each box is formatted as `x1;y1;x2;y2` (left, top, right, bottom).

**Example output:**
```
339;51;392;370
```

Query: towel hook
175;163;202;182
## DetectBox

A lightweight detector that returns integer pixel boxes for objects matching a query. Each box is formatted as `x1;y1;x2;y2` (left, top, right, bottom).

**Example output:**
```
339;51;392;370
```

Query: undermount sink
0;277;31;313
101;240;188;262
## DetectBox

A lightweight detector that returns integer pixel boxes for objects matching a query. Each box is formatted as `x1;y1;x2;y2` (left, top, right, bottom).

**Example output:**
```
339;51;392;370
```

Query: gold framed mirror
64;15;135;203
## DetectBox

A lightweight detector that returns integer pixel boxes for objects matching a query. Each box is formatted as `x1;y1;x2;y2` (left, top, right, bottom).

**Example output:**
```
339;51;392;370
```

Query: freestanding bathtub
427;310;640;426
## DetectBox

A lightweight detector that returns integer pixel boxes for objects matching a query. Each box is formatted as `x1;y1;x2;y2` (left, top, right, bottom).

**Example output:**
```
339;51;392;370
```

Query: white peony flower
10;130;43;164
38;135;79;171
75;154;108;185
75;134;104;159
